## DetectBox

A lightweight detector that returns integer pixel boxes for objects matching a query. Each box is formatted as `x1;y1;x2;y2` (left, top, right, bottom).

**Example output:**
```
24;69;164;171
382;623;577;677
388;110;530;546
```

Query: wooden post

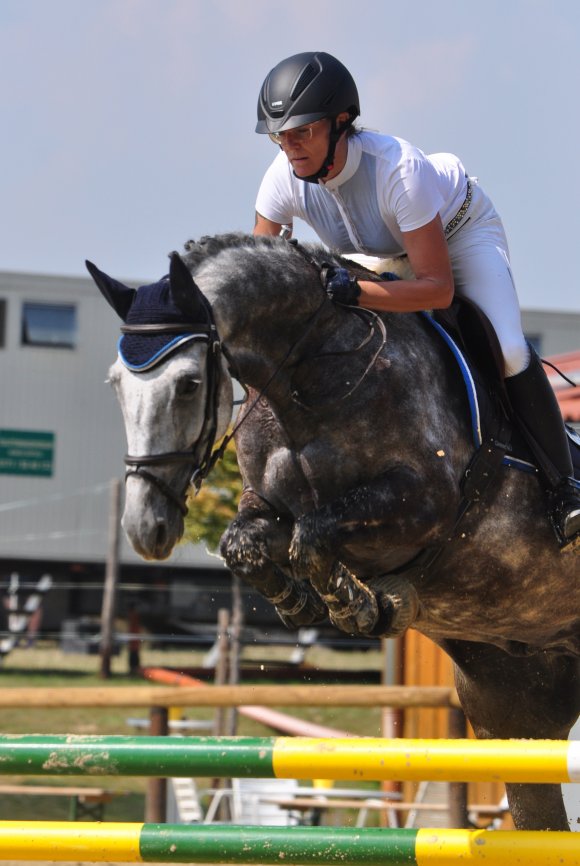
100;478;121;679
380;637;405;825
381;636;405;737
212;609;230;737
145;706;168;822
212;608;232;822
447;705;469;827
226;574;243;737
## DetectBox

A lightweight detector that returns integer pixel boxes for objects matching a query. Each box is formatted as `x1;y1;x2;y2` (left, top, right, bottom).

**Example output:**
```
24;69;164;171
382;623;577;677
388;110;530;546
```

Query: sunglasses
268;119;327;146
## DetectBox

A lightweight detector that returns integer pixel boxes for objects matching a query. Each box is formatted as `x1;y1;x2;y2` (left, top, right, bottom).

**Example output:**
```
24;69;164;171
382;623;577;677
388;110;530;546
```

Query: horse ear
169;252;206;320
85;260;135;321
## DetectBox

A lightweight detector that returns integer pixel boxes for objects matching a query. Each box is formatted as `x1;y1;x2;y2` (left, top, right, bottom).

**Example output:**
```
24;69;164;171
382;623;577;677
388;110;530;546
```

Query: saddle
430;298;580;482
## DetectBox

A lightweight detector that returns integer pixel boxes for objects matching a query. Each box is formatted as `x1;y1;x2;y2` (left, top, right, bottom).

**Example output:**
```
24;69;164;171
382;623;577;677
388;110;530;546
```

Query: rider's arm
357;215;454;312
254;212;290;237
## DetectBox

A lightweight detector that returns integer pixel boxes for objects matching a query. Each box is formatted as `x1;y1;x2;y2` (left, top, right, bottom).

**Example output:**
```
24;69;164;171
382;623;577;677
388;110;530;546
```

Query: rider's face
273;119;332;178
273;113;350;180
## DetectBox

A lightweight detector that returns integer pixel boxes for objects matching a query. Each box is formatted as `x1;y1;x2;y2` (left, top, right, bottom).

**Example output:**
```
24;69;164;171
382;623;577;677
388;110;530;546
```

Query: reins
284;238;388;409
199;290;331;485
121;238;389;511
290;307;387;409
213;238;387;458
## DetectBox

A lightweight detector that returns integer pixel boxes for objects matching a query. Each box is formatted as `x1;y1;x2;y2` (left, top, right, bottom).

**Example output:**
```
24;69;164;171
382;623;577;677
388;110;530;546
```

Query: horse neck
224;301;334;393
201;262;332;391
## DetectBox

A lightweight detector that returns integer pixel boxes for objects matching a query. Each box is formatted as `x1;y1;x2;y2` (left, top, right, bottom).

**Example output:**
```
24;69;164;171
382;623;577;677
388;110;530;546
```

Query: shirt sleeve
385;147;445;233
255;152;296;225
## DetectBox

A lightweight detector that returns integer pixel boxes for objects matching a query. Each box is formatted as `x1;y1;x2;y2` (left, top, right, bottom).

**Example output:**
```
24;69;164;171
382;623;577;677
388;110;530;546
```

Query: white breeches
447;180;529;377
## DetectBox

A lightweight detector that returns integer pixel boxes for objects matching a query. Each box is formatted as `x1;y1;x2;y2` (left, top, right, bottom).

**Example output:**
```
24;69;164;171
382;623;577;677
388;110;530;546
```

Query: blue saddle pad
422;312;580;484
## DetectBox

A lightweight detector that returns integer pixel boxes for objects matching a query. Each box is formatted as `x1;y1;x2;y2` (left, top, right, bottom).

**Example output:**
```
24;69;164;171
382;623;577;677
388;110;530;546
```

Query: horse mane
180;232;297;274
179;231;381;280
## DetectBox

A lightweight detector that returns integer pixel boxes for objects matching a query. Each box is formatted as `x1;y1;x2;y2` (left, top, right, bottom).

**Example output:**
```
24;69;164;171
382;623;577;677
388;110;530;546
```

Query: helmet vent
290;64;317;101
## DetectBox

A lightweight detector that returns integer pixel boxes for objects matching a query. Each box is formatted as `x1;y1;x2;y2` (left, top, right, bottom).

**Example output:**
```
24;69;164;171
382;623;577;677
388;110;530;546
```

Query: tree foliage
182;437;242;551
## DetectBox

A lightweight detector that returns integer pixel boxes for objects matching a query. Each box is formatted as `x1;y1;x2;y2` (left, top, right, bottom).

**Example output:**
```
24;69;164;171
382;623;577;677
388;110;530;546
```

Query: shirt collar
320;134;362;190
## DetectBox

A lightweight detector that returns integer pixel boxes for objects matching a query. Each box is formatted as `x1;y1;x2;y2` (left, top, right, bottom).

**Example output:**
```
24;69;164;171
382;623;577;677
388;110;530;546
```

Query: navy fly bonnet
85;255;214;373
119;275;209;372
86;253;224;502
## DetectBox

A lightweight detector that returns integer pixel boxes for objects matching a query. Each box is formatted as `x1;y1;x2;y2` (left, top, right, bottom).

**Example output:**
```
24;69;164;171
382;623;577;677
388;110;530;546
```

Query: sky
1;0;579;312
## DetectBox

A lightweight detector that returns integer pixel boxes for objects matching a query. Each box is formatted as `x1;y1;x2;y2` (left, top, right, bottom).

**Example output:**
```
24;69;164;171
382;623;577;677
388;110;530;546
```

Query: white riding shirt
255;130;529;376
256;131;468;256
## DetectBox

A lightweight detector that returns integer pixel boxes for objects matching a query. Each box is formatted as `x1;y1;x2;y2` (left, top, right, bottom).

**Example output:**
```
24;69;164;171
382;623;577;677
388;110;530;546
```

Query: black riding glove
322;266;361;305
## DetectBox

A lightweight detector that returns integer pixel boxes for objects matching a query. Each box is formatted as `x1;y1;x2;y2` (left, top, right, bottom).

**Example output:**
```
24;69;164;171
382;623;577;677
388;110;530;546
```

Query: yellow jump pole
0;735;578;784
0;823;578;865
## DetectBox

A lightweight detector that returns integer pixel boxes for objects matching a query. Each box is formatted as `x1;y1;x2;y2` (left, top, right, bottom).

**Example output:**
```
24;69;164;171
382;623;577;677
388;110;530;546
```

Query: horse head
87;253;233;560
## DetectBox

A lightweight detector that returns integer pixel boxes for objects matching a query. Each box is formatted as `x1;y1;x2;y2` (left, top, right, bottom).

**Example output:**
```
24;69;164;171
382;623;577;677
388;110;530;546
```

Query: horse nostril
154;520;168;552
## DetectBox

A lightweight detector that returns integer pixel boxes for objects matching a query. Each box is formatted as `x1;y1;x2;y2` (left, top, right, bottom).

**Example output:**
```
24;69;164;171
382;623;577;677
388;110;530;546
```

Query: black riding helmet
256;52;360;183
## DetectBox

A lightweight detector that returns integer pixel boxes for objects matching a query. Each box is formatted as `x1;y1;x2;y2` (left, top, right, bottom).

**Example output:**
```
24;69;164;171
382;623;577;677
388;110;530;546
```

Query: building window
0;299;5;348
21;302;77;348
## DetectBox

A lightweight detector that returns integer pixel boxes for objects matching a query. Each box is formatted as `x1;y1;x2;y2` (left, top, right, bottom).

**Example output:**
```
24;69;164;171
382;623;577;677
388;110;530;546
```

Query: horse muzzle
122;471;187;560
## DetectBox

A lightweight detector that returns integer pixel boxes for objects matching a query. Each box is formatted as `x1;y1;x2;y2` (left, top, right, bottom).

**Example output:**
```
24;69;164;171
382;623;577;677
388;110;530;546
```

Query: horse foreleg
289;466;446;637
445;638;580;831
313;560;381;635
220;490;327;628
286;558;418;638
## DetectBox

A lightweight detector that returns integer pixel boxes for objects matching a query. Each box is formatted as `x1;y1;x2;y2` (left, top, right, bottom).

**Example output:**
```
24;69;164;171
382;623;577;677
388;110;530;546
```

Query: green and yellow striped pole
0;823;578;865
0;735;577;783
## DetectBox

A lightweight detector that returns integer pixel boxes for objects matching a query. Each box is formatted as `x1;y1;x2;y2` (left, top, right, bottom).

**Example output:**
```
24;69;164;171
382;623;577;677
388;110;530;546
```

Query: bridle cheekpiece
87;253;226;517
121;301;224;514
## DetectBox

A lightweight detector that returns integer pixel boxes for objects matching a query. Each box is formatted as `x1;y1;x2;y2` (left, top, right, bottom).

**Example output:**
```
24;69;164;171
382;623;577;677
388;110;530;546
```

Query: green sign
0;430;55;477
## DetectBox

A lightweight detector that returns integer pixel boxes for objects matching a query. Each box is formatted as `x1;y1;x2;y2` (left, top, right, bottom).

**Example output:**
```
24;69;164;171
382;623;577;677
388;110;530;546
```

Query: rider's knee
503;339;530;378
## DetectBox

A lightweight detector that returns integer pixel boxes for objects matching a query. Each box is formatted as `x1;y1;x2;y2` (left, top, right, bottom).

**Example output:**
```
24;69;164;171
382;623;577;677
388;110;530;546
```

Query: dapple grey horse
88;232;579;831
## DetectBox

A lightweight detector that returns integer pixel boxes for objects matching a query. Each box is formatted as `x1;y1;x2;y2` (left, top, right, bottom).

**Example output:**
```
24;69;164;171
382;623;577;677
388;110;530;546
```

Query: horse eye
176;377;201;399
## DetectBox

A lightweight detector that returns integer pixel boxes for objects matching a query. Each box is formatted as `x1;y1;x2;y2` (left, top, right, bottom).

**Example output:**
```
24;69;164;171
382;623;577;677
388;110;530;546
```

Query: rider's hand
322;266;361;305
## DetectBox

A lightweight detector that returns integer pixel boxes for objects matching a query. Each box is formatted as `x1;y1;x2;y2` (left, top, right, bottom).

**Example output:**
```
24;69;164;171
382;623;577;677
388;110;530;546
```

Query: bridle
119;295;332;516
119;240;388;517
121;312;224;516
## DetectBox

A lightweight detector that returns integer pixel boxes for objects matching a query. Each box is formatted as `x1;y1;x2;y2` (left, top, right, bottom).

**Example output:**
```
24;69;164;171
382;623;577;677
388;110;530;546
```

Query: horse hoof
367;574;419;637
324;580;380;636
274;584;328;629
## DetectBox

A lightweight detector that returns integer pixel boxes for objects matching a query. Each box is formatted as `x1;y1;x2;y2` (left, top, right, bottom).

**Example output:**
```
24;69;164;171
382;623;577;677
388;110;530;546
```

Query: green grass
0;788;144;822
0;642;384;824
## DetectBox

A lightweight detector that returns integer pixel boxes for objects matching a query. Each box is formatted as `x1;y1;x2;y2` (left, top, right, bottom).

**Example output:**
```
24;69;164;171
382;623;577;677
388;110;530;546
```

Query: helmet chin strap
294;118;351;184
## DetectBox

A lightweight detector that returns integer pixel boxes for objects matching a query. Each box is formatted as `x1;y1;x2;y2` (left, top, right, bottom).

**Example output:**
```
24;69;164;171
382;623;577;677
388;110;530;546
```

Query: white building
0;268;232;639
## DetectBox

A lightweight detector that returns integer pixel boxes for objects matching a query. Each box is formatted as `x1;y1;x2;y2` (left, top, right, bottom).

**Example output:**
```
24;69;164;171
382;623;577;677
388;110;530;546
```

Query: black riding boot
505;349;580;552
